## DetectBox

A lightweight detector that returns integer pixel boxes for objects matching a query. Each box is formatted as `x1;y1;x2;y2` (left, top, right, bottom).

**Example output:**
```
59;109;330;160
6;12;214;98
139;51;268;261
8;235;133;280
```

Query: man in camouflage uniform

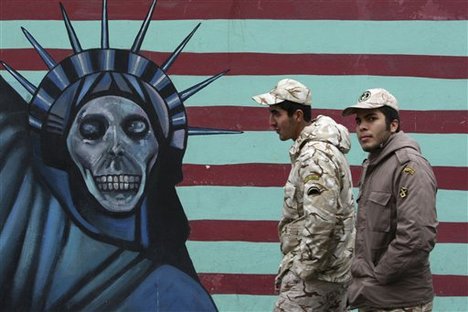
342;89;437;312
252;79;355;311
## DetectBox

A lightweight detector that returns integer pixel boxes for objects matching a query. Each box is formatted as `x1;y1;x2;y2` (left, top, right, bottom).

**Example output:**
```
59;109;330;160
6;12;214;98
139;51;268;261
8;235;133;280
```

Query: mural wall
1;0;467;311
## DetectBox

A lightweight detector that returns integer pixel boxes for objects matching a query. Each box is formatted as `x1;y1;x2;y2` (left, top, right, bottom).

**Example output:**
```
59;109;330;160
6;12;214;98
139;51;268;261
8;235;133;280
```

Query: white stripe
180;187;467;222
4;72;467;111
188;241;467;275
183;131;467;167
2;20;466;56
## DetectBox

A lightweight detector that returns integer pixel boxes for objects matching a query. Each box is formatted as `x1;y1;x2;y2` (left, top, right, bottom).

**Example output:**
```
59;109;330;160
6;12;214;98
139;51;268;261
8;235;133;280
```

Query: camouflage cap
252;78;312;106
342;88;399;116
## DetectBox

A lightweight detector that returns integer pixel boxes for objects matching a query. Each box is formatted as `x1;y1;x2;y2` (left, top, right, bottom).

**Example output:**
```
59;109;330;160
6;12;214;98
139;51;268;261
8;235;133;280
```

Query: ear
390;119;399;133
293;109;304;122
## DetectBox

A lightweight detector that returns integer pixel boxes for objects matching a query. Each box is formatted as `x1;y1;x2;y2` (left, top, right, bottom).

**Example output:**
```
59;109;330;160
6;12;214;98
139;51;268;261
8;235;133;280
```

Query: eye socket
79;117;107;140
123;117;149;139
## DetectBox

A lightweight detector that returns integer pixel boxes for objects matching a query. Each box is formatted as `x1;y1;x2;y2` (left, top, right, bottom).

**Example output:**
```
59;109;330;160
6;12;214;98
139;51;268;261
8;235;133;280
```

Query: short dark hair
379;106;400;132
277;100;312;122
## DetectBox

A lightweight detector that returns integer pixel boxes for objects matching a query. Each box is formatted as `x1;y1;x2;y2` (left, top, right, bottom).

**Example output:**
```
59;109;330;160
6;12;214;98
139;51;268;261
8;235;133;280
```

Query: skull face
67;95;159;213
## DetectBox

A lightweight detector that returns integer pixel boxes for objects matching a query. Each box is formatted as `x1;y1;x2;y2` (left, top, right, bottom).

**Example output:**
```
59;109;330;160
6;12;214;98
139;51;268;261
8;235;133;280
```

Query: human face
268;105;301;141
355;109;397;152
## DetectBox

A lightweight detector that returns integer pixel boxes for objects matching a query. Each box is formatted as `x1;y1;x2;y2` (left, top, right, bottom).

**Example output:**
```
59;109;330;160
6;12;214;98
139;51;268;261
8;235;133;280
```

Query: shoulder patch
307;185;324;196
403;166;416;175
395;149;411;164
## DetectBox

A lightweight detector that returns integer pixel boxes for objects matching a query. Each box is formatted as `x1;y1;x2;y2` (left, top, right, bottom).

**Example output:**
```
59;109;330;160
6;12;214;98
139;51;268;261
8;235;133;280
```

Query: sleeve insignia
399;186;408;198
307;185;324;196
403;166;415;175
304;174;321;184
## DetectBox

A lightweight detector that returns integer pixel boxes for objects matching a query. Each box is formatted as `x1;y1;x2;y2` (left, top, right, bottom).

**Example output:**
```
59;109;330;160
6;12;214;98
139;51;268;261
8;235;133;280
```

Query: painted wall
1;0;467;311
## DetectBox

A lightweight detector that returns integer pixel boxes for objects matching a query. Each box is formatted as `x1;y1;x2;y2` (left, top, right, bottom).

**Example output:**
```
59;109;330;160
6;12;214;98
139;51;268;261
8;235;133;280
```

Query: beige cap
252;78;311;106
342;88;399;116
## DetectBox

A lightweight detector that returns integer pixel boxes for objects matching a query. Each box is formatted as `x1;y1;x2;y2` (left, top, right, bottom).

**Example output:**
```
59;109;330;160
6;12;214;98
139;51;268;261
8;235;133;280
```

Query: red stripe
432;275;468;296
189;220;467;244
190;220;278;243
199;273;468;296
200;273;275;296
436;222;468;244
2;50;467;79
1;0;466;20
181;164;468;191
186;107;468;134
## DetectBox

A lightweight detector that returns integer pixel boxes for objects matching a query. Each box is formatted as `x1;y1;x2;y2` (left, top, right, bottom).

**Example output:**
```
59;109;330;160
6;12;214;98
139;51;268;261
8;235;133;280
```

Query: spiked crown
1;0;231;169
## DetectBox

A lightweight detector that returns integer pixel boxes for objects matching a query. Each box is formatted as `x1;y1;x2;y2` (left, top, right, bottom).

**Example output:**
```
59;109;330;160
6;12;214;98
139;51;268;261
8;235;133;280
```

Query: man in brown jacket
342;88;438;311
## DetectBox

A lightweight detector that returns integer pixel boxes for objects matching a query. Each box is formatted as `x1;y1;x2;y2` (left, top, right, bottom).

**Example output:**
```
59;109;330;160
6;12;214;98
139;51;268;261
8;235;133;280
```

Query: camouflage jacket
278;115;355;284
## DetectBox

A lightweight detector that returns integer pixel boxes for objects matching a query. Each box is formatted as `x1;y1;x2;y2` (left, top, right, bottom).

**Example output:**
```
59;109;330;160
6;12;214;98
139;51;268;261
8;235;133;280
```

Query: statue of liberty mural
0;0;229;310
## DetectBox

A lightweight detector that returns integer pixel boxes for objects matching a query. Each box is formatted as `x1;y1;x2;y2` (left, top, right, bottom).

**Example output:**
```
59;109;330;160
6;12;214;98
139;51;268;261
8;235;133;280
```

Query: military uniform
275;115;355;312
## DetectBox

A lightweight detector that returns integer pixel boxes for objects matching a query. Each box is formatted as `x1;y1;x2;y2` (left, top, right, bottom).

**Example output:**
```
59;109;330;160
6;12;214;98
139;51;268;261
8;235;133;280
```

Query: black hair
379;106;400;132
277;100;312;122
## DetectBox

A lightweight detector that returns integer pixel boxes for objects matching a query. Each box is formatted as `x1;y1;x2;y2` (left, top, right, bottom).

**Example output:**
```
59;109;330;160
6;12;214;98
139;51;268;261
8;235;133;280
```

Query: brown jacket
348;131;438;309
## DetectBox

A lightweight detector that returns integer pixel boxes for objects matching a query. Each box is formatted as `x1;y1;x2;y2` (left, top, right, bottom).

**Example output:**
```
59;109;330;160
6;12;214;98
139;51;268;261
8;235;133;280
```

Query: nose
357;121;368;132
110;144;124;156
269;115;276;129
107;127;125;171
108;126;125;156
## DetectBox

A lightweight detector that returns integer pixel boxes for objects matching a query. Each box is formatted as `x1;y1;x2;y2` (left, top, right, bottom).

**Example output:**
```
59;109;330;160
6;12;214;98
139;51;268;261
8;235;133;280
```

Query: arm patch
307;185;324;196
402;166;415;175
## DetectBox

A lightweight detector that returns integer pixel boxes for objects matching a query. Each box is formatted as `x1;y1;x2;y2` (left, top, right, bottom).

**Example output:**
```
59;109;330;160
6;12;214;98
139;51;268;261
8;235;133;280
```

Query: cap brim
252;92;283;106
341;102;385;116
342;107;360;116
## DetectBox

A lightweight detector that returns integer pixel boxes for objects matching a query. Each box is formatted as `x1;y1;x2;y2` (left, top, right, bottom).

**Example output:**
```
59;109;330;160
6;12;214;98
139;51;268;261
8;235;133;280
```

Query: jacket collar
289;115;351;162
367;131;420;166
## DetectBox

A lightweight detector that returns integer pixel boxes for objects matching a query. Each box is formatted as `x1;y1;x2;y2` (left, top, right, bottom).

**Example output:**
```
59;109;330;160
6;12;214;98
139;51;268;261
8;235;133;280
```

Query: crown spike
180;70;229;101
21;27;57;69
101;0;109;49
131;0;157;53
161;23;201;72
188;127;243;136
60;3;83;53
1;61;37;95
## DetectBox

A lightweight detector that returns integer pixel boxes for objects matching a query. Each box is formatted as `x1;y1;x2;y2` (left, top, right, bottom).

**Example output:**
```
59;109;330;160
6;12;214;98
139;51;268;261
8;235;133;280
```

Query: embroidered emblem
307;185;323;196
399;187;408;198
403;166;415;175
304;174;320;184
359;91;371;102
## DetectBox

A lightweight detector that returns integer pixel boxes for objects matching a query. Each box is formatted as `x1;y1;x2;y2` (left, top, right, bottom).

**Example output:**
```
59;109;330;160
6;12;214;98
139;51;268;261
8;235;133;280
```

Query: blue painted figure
0;0;227;310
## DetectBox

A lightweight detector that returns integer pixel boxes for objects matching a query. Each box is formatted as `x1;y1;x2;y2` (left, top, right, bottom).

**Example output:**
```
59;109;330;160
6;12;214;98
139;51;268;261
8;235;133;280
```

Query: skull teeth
95;175;141;192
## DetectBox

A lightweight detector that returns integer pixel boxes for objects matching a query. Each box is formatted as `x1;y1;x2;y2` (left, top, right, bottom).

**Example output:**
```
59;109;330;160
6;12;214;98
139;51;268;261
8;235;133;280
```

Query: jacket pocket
366;191;392;232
